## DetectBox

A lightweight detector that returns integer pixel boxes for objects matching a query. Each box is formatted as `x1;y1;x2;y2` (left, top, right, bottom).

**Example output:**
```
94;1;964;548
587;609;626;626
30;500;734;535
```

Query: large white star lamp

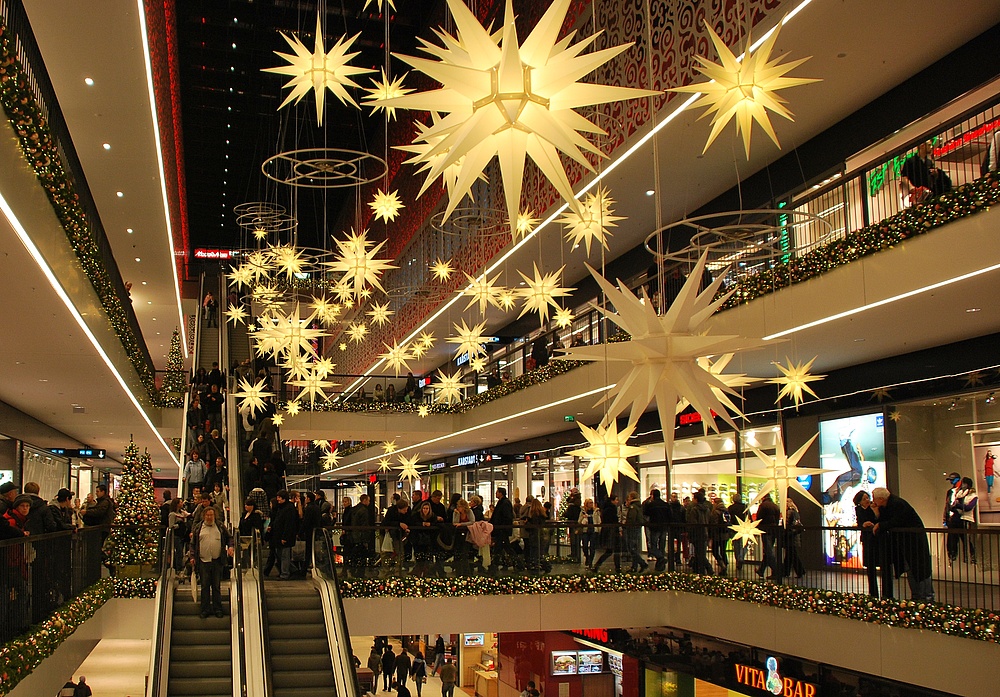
568;421;648;491
559;254;766;464
743;433;833;509
375;0;658;234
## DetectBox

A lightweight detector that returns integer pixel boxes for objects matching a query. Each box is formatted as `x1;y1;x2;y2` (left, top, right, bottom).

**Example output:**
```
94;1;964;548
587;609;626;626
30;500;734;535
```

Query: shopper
685;489;713;575
642;489;670;571
709;497;731;574
623;491;646;572
854;490;891;598
439;657;458;697
755;493;781;580
948;477;979;565
381;645;396;691
189;506;233;618
489;488;516;571
394;647;412;691
367;645;383;692
727;495;749;571
872;487;934;601
783;499;805;578
578;498;601;569
431;635;446;676
410;650;428;697
562;491;582;564
592;494;622;573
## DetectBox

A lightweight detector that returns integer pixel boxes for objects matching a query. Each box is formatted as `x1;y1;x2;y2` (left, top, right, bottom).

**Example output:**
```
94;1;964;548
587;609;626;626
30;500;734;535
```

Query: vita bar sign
735;657;816;697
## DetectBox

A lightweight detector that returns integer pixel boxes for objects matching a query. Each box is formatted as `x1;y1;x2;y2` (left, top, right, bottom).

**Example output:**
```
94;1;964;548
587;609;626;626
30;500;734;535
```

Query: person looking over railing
900;140;952;206
871;487;934;602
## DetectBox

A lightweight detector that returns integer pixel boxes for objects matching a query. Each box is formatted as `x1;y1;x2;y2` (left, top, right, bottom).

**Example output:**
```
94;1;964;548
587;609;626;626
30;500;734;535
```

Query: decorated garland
113;577;158;598
0;579;114;695
0;19;156;398
340;572;999;643
723;172;1000;309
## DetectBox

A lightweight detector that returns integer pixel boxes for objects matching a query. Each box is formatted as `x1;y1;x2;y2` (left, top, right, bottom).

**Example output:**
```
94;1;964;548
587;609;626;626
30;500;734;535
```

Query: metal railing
146;527;176;697
253;530;275;697
314;528;362;697
0;525;104;645
318;521;1000;611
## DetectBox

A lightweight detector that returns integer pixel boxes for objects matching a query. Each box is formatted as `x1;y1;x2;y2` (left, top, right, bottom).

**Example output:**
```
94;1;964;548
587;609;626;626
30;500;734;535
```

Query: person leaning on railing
871;487;934;602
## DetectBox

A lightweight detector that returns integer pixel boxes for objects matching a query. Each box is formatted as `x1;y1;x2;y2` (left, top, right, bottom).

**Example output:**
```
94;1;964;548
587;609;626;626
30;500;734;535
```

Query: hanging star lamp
770;357;825;407
568;421;648;490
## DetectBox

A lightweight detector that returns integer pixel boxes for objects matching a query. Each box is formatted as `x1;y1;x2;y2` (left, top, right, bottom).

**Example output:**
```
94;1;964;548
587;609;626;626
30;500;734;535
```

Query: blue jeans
647;529;667;563
580;532;598;565
278;546;292;579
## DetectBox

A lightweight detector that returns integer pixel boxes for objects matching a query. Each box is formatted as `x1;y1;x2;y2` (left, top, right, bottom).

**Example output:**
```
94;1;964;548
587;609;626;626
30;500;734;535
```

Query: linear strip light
762;262;1000;340
341;0;816;396
330;384;616;473
0;190;179;466
136;0;188;358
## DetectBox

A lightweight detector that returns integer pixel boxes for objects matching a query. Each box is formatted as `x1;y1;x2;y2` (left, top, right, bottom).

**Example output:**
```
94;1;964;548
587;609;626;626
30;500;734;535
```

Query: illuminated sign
49;448;106;459
430;462;447;471
457;454;479;467
570;628;609;643
735;657;816;697
193;248;237;260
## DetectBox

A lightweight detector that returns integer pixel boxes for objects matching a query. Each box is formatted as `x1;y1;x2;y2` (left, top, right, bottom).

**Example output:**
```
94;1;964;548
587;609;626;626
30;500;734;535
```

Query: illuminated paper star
347;322;368;343
670;22;819;158
369;188;405;223
363;69;411;119
728;515;764;547
382;440;398;455
410;342;428;359
367;301;394;327
333;278;356;304
433;369;472;405
232;378;274;416
310;295;340;325
228;264;255;289
568;421;647;490
363;0;396;11
869;387;893;403
462;272;504;315
377;0;658;234
417;331;436;349
378;457;393;473
397;453;422;481
251;283;280;307
965;371;988;388
285;401;301;417
417;405;430;418
269;244;306;280
677;353;760;417
430;258;454;282
262;13;374;126
396;112;488;201
271;413;284;426
380;340;413;375
289;367;338;404
252;226;269;241
281;353;313;380
325;229;397;297
245;251;272;281
447;319;489;359
322;450;341;470
743;433;833;509
558;185;625;256
313;439;332;451
497;288;517;312
314;357;336;379
255;304;327;359
517;263;573;325
888;409;903;423
559;254;766;464
339;342;347;351
554;306;574;329
770;357;825;407
469;356;488;373
514;209;539;241
226;303;249;326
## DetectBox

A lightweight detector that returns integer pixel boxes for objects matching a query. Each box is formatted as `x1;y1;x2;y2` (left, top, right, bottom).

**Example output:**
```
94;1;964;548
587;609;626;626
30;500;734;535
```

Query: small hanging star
228;264;255;289
554;306;574;329
313;439;331;451
568;421;647;490
728;515;764;547
433;369;472;405
417;404;430;418
397;453;422;481
447;319;489;359
252;226;269;241
410;342;428;358
232;378;274;416
339;342;348;352
770;357;825;407
382;440;398;455
417;331;436;349
314;357;336;379
285;401;301;417
369;188;405;223
380;340;413;375
322;450;341;470
368;302;394;327
271;413;284;426
362;68;411;119
461;272;504;315
557;186;625;256
430;258;454;282
347;322;369;343
517;263;573;325
888;409;903;423
514;209;539;241
226;304;249;326
869;387;893;403
378;457;393;473
497;288;518;312
469;356;487;373
965;371;988;388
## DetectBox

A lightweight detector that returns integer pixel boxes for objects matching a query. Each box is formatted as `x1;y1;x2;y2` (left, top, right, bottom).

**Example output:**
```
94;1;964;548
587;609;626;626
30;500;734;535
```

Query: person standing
410;651;428;697
203;383;225;435
578;499;601;569
685;489;713;575
367;644;383;692
592;494;622;573
623;491;646;572
872;487;934;601
73;676;93;697
271;491;299;580
183;451;206;495
381;645;396;691
642;490;669;572
203;291;218;327
430;635;446;676
439;657;458;697
490;488;516;571
562;492;582;564
190;506;233;618
755;493;781;580
394;647;412;692
727;494;749;571
854;490;891;598
949;477;979;565
0;482;18;516
783;499;805;578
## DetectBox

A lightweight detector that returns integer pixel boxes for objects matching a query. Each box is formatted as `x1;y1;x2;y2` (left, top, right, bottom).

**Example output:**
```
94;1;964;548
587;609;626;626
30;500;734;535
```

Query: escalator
265;583;337;696
167;585;232;697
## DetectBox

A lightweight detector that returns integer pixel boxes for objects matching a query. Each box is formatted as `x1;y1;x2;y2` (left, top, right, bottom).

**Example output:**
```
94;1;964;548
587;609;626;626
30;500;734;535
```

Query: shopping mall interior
1;0;1000;696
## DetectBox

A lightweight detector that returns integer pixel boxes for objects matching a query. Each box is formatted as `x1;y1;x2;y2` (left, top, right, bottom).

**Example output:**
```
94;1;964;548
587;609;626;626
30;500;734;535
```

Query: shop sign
457;454;479;467
677;409;716;426
735;657;816;697
570;628;609;643
193;248;237;260
430;462;447;471
49;448;106;459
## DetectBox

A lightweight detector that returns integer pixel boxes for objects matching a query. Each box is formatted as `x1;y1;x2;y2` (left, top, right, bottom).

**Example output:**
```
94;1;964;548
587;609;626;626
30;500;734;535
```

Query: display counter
474;668;498;697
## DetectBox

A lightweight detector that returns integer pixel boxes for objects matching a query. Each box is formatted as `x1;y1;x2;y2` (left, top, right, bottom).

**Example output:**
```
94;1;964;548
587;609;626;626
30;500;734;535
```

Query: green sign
564;415;575;422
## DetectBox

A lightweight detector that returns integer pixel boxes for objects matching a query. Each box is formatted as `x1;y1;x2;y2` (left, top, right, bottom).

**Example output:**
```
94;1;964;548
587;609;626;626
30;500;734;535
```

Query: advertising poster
818;413;887;566
578;651;604;674
551;651;578;675
973;442;1000;525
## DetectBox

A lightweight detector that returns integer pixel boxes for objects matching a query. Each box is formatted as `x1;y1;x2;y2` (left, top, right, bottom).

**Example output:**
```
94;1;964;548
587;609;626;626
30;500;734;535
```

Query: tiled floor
353;636;475;697
69;639;150;697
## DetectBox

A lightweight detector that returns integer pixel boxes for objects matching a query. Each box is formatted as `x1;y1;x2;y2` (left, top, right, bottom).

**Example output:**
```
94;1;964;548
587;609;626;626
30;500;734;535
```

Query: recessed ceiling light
966;307;981;313
645;190;655;196
102;143;111;150
39;379;48;382
135;257;141;262
147;301;152;305
84;77;94;86
126;228;133;233
116;191;124;198
141;281;147;285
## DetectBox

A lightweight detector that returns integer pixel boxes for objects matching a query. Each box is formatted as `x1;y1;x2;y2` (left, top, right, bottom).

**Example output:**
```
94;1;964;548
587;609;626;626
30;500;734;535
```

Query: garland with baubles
340;572;998;643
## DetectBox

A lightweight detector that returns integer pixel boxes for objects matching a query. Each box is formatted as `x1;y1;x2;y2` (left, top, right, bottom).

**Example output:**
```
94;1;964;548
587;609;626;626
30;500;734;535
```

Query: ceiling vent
72;405;86;414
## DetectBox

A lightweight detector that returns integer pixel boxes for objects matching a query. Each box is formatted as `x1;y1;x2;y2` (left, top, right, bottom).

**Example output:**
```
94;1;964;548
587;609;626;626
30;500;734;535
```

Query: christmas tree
107;440;159;567
159;327;186;407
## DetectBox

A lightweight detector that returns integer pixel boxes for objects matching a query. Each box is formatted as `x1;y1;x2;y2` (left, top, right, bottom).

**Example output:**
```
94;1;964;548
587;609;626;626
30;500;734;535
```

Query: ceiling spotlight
135;257;141;262
126;228;133;233
987;393;996;404
645;190;655;196
947;400;958;411
966;307;982;313
141;281;147;285
102;143;111;150
116;191;124;197
84;77;94;86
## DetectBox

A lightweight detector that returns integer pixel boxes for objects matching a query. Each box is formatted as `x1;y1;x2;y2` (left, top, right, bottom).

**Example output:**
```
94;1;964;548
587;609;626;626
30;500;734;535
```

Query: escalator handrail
254;529;275;697
146;528;175;697
313;528;362;697
231;523;248;697
192;271;204;382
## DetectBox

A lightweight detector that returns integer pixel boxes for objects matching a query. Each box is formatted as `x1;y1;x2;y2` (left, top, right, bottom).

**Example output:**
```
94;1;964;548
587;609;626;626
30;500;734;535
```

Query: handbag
380;532;395;554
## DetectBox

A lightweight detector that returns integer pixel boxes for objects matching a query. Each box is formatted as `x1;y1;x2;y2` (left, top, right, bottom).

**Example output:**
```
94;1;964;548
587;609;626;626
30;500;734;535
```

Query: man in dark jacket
347;494;375;575
563;492;582;563
380;646;397;691
666;492;685;570
727;494;749;570
300;492;322;569
642;490;671;571
82;484;115;529
23;482;58;535
489;487;516;570
685;489;713;575
271;490;299;580
755;493;781;579
872;487;934;601
0;482;18;517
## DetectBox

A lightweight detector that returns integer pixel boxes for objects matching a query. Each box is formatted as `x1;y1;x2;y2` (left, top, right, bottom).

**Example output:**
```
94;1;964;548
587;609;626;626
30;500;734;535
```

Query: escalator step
270;638;330;655
266;594;322;611
272;688;337;697
173;614;230;631
266;654;333;672
267;608;324;625
171;629;230;645
268;623;326;640
174;602;230;616
165;677;231;695
169;660;232;679
271;669;336;688
171;645;231;662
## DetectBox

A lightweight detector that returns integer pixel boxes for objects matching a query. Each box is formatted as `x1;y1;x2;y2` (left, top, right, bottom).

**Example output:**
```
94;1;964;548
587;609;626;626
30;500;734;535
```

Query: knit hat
0;482;17;495
12;494;32;508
